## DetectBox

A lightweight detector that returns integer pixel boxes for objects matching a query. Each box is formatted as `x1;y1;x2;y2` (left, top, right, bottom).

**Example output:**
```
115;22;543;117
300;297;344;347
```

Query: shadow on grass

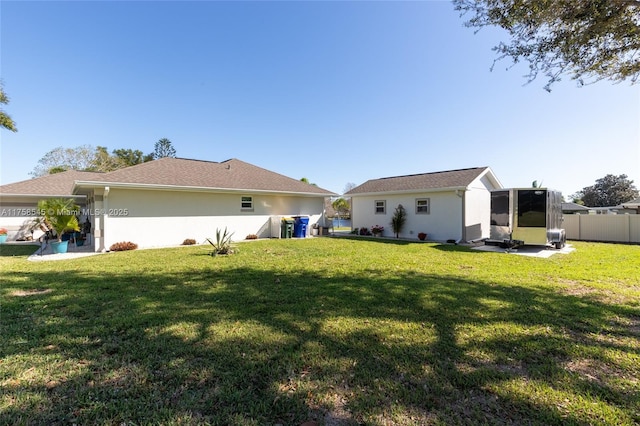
0;243;39;257
1;263;639;425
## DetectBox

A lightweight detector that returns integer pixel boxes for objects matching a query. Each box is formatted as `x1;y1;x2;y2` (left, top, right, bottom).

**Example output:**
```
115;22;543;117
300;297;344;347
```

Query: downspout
102;186;109;252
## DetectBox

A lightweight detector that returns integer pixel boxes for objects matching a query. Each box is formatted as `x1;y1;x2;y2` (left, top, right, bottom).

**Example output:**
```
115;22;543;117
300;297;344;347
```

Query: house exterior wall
350;192;464;241
0;196;87;241
93;188;325;250
0;201;43;241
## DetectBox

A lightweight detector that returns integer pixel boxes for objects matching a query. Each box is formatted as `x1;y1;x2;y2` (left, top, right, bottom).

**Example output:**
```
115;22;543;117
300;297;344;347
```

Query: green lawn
1;239;638;425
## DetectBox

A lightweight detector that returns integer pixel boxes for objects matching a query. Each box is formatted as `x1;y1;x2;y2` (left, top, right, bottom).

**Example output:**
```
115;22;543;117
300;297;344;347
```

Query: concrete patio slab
471;243;575;258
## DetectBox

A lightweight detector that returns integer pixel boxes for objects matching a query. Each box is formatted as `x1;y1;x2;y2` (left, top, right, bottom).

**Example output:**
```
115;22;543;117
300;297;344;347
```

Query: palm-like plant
37;198;80;242
390;204;407;238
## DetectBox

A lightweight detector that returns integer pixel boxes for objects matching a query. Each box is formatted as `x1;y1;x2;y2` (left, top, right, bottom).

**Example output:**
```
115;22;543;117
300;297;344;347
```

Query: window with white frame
375;200;386;214
416;198;430;214
241;196;253;211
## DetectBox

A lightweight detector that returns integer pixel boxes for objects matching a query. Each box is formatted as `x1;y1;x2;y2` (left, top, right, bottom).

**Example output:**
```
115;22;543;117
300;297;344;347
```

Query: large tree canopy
30;145;97;177
454;0;640;90
30;145;155;177
0;85;17;132
113;148;154;167
576;174;639;207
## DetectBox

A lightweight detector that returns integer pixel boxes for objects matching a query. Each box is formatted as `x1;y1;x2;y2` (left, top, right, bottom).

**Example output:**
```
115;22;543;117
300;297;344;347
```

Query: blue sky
1;1;638;198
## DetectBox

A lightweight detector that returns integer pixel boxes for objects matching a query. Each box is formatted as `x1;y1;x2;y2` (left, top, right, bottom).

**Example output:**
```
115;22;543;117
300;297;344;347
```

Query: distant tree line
30;138;177;177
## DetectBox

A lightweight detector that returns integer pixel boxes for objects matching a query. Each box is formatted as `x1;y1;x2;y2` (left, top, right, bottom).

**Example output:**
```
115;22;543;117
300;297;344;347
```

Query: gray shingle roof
622;197;640;206
75;157;335;195
561;202;590;212
346;167;491;195
0;170;104;196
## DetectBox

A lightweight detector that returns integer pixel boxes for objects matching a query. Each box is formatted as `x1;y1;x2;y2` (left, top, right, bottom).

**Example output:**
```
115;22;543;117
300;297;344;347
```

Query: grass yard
1;238;639;425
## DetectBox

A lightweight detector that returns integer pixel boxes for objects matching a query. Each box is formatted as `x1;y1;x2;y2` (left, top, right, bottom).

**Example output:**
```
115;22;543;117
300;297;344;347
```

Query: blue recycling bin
293;216;309;238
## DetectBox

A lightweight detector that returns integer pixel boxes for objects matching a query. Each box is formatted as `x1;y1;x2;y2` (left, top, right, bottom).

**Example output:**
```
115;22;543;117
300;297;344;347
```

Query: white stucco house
0;170;103;241
345;167;502;242
0;157;335;251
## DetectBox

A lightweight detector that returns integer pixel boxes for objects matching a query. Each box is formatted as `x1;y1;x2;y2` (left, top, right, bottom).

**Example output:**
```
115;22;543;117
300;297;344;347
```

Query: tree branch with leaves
454;0;640;91
0;84;17;132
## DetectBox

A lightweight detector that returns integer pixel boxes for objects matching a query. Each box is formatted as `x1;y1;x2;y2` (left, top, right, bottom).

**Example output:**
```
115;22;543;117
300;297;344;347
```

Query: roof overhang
73;181;335;198
0;193;87;202
348;186;469;197
475;167;503;190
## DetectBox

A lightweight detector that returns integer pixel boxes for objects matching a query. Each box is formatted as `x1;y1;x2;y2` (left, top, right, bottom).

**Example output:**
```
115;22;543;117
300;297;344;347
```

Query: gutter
0;193;86;199
347;186;468;197
73;181;336;197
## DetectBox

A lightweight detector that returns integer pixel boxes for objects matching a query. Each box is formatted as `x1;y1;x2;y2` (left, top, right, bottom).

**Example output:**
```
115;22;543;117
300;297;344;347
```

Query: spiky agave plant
205;227;236;256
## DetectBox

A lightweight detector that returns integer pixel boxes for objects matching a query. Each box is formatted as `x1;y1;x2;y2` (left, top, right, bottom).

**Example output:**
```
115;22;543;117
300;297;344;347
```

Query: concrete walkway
28;241;104;262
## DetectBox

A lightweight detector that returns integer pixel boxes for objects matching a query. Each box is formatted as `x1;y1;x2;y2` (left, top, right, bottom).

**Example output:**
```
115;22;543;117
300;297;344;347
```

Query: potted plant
75;233;86;246
37;198;80;254
0;227;7;243
371;225;384;236
418;232;427;241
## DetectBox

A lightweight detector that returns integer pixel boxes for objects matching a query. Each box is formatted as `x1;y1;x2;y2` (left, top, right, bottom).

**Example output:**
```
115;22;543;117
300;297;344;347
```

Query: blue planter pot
51;241;69;254
0;235;7;243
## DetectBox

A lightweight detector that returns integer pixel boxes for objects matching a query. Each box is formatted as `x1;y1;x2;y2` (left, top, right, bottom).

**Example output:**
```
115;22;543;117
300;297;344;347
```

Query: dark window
490;191;510;226
241;196;253;211
517;190;546;228
375;200;386;214
416;198;430;214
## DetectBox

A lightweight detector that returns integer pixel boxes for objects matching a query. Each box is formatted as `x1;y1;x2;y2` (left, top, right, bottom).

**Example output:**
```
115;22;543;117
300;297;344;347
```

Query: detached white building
345;167;502;242
0;157;335;251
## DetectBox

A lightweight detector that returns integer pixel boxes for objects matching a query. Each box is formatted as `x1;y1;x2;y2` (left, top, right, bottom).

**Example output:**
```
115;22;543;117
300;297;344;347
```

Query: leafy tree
48;166;69;174
300;177;318;186
91;146;125;172
454;0;640;91
31;145;155;177
568;194;585;205
31;145;97;177
113;148;154;167
575;174;639;207
0;84;17;132
390;204;407;238
332;198;350;219
343;182;357;194
153;138;177;159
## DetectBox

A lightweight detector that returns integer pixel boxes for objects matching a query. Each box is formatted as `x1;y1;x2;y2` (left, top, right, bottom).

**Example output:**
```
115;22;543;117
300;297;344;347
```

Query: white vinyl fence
564;214;640;243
